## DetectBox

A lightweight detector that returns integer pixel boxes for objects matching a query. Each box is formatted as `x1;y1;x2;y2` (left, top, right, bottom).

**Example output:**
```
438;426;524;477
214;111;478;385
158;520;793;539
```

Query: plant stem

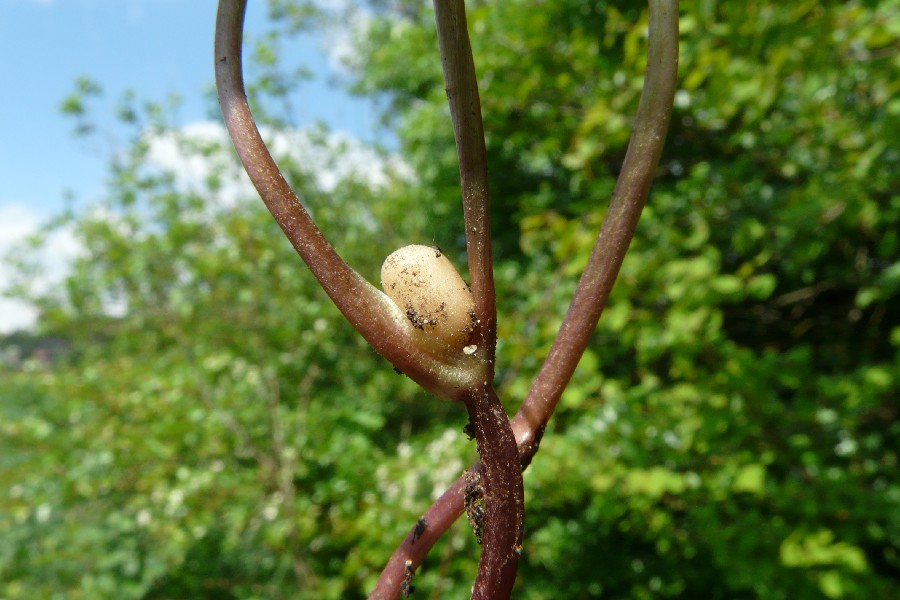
432;1;523;596
369;385;524;600
214;0;480;401
463;385;523;599
368;476;471;600
515;0;679;440
372;1;679;595
432;0;497;373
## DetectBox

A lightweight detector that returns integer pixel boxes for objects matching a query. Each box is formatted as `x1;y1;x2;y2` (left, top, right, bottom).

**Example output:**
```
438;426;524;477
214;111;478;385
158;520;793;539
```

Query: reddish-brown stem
214;0;480;401
515;0;678;443
368;476;471;600
373;1;679;595
370;386;524;600
463;385;524;599
433;0;497;373
217;1;524;596
432;1;523;597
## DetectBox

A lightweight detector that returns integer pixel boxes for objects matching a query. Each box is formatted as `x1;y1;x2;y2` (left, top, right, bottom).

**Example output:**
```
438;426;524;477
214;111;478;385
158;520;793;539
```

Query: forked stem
216;0;524;597
373;1;679;596
433;1;523;596
465;385;524;599
214;0;481;401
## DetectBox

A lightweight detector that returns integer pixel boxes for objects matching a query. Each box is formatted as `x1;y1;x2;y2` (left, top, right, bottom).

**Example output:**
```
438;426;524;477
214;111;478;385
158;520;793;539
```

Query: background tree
2;1;897;599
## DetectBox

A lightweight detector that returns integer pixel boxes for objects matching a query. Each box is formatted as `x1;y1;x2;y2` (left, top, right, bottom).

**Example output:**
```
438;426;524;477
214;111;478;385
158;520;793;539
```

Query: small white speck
35;504;52;523
136;509;152;527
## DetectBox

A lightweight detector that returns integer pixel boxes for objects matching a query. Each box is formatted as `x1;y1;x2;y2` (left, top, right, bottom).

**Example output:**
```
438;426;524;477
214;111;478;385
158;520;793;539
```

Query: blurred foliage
1;0;898;598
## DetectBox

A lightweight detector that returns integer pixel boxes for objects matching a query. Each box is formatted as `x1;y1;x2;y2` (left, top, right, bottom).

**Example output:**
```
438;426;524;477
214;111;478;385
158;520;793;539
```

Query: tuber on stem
381;244;477;355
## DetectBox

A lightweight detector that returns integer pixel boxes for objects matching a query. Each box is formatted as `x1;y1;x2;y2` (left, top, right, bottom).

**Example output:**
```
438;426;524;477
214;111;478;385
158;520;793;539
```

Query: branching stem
373;1;679;596
214;0;481;401
217;1;524;597
431;1;523;597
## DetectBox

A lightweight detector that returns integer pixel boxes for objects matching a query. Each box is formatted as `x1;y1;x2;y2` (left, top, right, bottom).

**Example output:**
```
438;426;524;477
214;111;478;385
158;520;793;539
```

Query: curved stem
515;0;678;441
372;1;679;595
433;0;497;374
432;1;522;596
369;476;471;600
214;0;478;400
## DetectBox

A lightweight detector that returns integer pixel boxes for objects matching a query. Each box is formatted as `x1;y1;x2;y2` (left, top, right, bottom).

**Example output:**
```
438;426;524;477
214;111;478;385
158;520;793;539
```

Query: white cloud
0;205;42;334
0;204;81;333
263;126;414;190
308;0;373;74
0;122;411;334
143;121;253;206
0;204;41;248
143;120;412;203
326;13;371;75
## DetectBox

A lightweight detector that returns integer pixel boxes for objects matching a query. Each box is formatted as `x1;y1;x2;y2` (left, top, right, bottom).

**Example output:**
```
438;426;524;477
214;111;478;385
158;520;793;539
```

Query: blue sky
0;0;380;217
0;0;384;332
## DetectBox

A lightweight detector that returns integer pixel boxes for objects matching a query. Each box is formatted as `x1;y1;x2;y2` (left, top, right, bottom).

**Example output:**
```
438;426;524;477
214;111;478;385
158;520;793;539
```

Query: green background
2;1;897;598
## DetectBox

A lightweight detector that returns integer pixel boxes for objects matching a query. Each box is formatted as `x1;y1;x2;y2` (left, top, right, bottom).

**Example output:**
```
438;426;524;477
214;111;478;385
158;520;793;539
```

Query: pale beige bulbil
381;244;476;353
